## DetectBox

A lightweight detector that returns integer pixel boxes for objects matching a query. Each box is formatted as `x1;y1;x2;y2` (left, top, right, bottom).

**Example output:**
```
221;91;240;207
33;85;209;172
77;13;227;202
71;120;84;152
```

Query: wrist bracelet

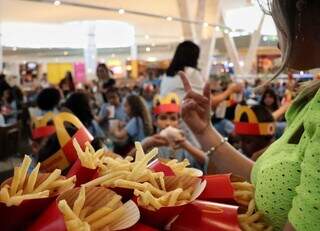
205;137;228;156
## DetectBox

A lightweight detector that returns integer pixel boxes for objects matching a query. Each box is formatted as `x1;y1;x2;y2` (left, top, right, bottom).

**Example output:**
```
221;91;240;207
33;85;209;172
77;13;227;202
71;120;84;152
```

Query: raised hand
179;71;211;135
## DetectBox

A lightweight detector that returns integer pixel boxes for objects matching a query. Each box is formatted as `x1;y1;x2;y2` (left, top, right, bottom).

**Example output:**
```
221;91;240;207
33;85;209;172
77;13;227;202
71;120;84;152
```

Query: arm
195;126;253;181
273;103;291;120
211;89;232;107
180;140;207;164
211;83;243;108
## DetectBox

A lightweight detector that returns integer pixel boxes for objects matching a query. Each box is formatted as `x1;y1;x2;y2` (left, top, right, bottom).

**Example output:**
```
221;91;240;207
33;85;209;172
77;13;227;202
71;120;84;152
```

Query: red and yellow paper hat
234;105;276;136
153;93;180;115
39;112;93;172
31;112;56;140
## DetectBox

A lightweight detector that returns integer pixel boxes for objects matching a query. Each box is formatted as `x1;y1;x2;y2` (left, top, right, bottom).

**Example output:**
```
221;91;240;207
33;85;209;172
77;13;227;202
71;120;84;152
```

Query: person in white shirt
160;40;205;99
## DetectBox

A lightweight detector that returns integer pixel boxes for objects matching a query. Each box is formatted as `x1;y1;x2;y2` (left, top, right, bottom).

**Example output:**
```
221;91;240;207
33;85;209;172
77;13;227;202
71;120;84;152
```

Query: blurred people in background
160;40;204;100
234;105;276;160
64;92;105;139
35;88;61;116
141;83;155;112
141;93;207;172
96;88;126;132
111;94;153;155
59;71;75;97
261;88;279;113
96;63;113;83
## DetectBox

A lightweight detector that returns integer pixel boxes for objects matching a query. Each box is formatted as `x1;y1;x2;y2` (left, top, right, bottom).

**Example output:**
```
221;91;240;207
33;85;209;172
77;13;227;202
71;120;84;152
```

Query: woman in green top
178;1;320;230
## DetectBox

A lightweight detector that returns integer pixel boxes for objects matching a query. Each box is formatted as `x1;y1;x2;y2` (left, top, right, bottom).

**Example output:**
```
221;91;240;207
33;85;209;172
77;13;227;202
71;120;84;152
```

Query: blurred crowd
0;41;298;180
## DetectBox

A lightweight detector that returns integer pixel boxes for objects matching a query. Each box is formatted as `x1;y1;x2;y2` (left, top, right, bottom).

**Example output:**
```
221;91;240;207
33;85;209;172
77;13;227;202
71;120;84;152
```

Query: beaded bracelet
205;137;228;156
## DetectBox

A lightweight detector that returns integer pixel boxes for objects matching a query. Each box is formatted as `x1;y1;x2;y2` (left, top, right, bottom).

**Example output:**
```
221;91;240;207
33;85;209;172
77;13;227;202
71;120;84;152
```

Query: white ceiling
0;0;251;45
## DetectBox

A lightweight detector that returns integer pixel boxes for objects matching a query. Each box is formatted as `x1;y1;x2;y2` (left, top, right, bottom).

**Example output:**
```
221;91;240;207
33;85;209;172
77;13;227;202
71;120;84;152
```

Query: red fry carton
66;159;98;187
198;174;236;203
147;159;175;176
0;173;74;231
171;200;241;231
124;222;159;231
136;175;207;229
28;187;140;231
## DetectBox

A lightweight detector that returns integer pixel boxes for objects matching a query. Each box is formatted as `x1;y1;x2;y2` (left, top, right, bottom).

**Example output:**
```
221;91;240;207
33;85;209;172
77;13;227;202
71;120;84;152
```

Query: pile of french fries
85;142;164;189
82;142;200;211
133;175;199;211
58;187;136;231
164;159;203;177
73;139;105;169
232;182;273;231
0;155;76;206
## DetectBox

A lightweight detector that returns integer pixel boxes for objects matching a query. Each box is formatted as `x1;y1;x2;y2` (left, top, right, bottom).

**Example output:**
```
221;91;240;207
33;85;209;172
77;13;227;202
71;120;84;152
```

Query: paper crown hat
234;105;276;136
31;112;56;139
34;112;93;172
153;93;180;115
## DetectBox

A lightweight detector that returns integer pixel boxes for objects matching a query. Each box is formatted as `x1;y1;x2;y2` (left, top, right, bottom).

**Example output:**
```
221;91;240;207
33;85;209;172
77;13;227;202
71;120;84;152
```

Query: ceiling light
12;47;17;51
63;51;69;56
203;22;209;27
54;1;61;6
118;9;125;14
146;47;151;52
215;26;220;32
151;43;155;47
147;57;157;62
166;16;173;21
145;35;150;40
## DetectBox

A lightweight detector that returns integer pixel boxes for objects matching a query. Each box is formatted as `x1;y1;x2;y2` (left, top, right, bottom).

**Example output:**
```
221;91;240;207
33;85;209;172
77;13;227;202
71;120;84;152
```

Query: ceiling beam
20;0;229;30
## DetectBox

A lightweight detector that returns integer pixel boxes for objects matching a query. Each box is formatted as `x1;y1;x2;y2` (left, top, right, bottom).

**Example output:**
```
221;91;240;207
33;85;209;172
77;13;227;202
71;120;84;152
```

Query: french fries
73;139;105;169
84;142;161;189
58;187;136;231
164;159;203;177
232;181;273;231
0;155;76;206
82;142;202;211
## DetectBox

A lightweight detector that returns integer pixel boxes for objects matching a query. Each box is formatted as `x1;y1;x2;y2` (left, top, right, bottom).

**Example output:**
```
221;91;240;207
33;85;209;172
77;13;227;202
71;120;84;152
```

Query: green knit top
251;89;320;231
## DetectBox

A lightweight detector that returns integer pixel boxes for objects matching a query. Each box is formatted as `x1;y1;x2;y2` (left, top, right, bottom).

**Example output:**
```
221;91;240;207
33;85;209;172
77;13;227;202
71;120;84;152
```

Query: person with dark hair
64;92;105;139
35;88;61;115
160;40;205;100
111;94;153;143
260;88;279;112
59;71;75;97
96;63;113;82
178;1;320;229
0;74;10;97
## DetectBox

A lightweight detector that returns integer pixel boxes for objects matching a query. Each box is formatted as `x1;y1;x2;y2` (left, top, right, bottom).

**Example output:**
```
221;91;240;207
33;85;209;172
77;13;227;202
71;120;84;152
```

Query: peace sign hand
179;71;211;135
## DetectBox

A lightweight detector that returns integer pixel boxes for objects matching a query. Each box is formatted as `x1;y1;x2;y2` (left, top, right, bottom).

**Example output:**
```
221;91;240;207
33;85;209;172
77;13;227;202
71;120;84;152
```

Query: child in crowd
96;88;127;132
141;93;208;172
111;94;153;154
233;104;276;161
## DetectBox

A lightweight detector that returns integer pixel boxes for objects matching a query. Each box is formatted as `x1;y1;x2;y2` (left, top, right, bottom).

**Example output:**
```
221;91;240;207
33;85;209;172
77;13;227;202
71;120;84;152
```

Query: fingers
179;71;192;92
203;82;211;101
184;91;208;103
